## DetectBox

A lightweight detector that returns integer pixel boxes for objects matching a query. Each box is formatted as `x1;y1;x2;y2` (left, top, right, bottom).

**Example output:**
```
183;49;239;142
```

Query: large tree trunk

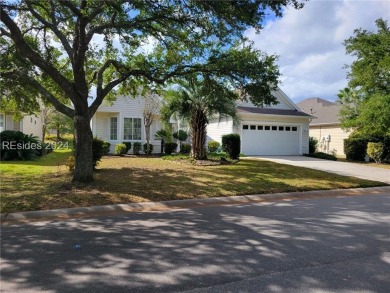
73;114;94;183
190;110;207;160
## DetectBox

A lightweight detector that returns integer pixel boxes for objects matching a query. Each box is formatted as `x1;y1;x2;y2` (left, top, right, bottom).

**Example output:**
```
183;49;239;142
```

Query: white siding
21;114;43;140
206;117;234;144
92;96;163;154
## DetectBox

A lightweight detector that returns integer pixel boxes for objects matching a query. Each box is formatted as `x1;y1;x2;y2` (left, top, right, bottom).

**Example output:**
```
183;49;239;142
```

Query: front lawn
0;152;386;213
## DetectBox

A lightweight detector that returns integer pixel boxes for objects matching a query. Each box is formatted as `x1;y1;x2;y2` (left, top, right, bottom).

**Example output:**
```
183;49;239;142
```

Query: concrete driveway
250;156;390;184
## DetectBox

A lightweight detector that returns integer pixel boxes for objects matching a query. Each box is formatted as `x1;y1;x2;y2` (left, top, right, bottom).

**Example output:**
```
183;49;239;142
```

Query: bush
143;143;154;155
309;137;318;154
173;130;188;142
114;143;127;156
0;130;41;161
66;155;75;172
367;142;384;163
133;142;142;155
344;138;368;161
382;136;390;163
208;141;220;153
122;142;131;153
164;142;178;155
305;152;337;161
102;141;111;155
180;143;191;154
222;134;240;159
92;138;107;168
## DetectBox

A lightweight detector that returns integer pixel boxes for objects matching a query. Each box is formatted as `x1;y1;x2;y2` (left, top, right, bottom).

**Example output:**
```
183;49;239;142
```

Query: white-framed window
0;114;4;131
123;118;142;140
110;117;118;140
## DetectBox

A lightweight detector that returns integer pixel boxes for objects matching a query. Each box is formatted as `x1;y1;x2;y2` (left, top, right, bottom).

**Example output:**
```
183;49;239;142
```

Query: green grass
0;154;387;213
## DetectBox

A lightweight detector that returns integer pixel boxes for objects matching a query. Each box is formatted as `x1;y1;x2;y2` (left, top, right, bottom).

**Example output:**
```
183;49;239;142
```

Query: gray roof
297;97;342;125
237;106;311;117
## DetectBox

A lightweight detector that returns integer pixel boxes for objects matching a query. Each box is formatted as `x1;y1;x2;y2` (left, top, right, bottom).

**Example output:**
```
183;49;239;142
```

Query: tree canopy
1;0;304;182
338;18;390;137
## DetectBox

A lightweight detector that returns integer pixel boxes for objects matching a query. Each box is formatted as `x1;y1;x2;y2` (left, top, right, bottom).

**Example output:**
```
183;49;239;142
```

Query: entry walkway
251;156;390;184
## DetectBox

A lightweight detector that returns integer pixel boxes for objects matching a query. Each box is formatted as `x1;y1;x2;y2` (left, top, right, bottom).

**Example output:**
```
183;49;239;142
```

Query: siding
309;125;351;157
93;96;163;154
206;117;233;144
21;114;43;140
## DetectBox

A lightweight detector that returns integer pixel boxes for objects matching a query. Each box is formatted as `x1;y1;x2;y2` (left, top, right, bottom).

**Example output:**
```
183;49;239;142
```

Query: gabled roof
297;97;342;125
237;106;311;117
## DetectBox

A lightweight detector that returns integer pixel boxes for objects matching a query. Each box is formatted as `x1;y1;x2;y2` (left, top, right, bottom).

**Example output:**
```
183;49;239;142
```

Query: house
92;89;311;156
0;112;43;140
91;95;163;153
207;89;311;156
297;97;350;157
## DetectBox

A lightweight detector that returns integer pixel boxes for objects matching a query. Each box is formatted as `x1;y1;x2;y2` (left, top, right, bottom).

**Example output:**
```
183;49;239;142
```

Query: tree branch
0;7;75;101
2;70;75;118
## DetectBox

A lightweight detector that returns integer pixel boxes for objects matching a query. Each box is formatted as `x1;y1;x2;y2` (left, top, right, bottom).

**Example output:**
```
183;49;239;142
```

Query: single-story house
92;89;311;156
0;112;43;140
297;97;351;157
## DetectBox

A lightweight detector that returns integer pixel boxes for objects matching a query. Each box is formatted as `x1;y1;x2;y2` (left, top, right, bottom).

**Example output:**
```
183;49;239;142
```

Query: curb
1;186;389;225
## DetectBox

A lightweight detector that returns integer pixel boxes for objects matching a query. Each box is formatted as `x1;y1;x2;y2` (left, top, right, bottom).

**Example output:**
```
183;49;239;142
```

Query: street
1;192;390;292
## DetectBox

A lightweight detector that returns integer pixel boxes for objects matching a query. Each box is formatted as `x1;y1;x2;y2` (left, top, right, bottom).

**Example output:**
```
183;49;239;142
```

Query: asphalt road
1;193;389;293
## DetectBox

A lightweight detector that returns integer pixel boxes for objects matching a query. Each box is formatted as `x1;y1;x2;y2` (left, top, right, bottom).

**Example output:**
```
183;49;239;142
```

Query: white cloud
246;0;390;103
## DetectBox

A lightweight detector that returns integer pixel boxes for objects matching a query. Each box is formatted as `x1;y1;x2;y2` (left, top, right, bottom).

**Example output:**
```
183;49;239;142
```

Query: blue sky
246;0;390;103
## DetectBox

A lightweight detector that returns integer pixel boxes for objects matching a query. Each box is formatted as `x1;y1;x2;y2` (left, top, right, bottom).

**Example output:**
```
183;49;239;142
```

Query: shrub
92;138;107;168
222;134;240;159
309;137;318;154
382;136;390;163
143;143;154;155
133;142;142;155
102;141;111;155
173;130;188;142
66;155;75;172
114;143;127;156
0;130;41;161
367;142;384;163
305;152;337;161
344;138;368;161
122;142;131;153
208;141;220;153
180;143;191;154
164;142;178;155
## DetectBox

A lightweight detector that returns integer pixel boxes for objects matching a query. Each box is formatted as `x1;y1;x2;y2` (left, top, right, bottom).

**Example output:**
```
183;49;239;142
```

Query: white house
207;89;311;155
91;96;163;153
92;89;311;155
0;112;43;140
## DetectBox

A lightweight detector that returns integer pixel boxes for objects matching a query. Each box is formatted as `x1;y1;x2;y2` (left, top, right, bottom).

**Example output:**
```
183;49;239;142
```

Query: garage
241;124;300;155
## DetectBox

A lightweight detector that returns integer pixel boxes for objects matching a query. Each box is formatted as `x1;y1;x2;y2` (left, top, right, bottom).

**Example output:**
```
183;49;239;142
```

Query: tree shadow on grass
1;195;389;292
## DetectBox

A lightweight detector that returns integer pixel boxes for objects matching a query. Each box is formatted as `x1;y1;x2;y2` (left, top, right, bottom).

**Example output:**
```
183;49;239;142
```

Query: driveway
1;192;390;292
251;156;390;184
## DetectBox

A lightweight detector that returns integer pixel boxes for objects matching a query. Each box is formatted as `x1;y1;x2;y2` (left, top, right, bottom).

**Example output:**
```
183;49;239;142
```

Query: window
123;118;142;140
243;125;249;130
279;126;284;131
257;125;263;130
292;127;298;131
285;126;291;131
250;125;256;130
265;126;270;130
110;117;118;140
272;126;277;131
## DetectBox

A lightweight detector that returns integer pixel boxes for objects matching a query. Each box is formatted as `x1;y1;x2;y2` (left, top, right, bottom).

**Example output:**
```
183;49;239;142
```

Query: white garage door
242;124;300;155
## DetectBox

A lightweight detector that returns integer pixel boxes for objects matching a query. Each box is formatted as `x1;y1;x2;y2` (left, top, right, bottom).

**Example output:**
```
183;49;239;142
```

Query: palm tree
162;76;238;160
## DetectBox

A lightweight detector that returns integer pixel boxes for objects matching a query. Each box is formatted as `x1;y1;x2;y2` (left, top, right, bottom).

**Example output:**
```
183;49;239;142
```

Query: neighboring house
297;97;350;157
207;89;311;156
0;112;43;140
91;96;163;154
92;89;311;156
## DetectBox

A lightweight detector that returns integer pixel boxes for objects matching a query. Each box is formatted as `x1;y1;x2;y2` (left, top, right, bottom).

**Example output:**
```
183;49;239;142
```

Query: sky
245;0;390;103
